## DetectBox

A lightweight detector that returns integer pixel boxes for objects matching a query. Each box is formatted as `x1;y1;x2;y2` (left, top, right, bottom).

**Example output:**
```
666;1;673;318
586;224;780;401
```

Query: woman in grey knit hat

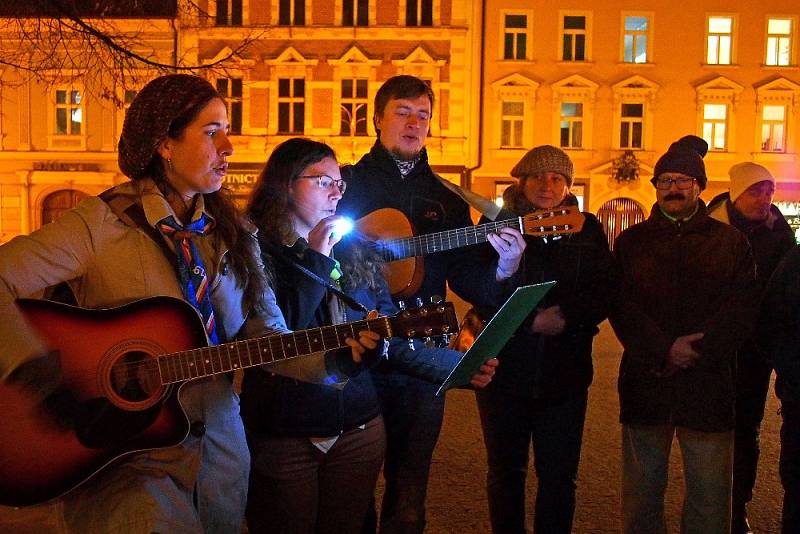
0;74;379;533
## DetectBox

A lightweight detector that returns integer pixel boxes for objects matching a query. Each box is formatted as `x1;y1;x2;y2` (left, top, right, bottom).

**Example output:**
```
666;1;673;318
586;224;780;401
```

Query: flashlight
331;217;354;237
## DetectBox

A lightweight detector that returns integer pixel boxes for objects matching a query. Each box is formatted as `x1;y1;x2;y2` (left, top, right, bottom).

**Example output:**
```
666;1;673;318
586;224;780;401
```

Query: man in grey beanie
611;136;758;534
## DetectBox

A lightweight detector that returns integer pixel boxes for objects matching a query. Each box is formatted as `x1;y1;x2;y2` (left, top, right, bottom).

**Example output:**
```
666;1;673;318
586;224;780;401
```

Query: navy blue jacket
240;237;462;437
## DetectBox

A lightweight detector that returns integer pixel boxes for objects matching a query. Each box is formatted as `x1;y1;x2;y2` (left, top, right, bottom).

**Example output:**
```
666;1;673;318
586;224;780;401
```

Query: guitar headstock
389;302;459;340
521;206;585;237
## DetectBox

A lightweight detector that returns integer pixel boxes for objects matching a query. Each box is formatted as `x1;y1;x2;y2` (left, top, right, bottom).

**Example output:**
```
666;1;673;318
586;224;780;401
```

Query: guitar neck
157;317;391;384
372;218;523;261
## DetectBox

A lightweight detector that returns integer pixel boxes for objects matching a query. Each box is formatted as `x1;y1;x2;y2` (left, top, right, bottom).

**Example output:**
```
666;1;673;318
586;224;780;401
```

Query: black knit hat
118;74;219;180
652;135;709;190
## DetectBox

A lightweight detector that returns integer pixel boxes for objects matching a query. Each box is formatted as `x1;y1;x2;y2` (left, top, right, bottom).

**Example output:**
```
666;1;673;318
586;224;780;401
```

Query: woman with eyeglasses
241;138;497;534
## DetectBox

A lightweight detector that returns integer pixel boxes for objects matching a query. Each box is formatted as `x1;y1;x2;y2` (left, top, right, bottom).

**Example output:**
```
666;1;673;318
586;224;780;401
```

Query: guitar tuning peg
430;295;442;304
415;297;424;308
408;339;416;351
398;300;406;311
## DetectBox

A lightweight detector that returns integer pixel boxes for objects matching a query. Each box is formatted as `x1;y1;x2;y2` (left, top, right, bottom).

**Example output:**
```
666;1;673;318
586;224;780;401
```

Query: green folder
436;282;556;395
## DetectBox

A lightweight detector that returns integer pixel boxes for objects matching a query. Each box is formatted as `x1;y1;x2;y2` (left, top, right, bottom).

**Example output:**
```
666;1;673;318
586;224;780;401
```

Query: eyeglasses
655;176;695;190
298;174;347;194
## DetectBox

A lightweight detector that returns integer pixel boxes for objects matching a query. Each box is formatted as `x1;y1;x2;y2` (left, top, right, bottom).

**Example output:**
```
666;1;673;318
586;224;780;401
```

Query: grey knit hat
510;145;574;186
118;74;220;180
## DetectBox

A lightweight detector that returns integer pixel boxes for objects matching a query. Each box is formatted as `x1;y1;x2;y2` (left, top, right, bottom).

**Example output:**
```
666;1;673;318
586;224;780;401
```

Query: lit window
343;0;368;26
703;103;728;151
766;18;793;66
761;105;786;152
562;16;587;61
216;78;243;135
623;16;648;63
278;78;305;134
500;102;524;148
620;103;643;148
216;0;242;26
55;88;82;135
279;0;305;25
707;16;733;65
560;103;583;148
503;14;528;60
341;79;369;136
407;0;432;27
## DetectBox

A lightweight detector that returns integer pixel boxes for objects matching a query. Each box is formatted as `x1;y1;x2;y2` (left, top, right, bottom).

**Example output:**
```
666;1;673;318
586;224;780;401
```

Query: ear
373;112;381;134
156;137;173;162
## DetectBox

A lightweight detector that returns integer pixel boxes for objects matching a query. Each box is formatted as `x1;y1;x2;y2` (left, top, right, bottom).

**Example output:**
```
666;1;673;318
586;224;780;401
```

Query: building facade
473;0;800;245
1;1;799;245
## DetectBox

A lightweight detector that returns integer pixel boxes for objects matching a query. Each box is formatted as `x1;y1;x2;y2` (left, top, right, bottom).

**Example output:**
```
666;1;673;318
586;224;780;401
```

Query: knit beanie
118;74;219;180
729;162;775;202
652;135;709;190
510;145;574;186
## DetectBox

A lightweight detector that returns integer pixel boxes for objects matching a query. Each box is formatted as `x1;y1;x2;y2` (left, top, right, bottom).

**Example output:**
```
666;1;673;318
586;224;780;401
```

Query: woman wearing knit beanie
474;145;617;533
0;74;377;532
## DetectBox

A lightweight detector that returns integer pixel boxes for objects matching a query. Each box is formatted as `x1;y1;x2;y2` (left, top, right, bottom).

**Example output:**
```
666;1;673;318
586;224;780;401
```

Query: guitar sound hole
110;351;160;403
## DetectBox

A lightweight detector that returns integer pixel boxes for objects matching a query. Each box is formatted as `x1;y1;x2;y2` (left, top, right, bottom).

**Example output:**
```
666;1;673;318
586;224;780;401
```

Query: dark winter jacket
760;245;800;402
476;187;617;401
339;141;515;308
240;237;463;437
611;201;758;431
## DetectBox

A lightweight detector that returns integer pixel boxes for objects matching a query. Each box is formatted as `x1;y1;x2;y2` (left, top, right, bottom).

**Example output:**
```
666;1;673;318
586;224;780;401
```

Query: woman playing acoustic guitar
0;75;378;532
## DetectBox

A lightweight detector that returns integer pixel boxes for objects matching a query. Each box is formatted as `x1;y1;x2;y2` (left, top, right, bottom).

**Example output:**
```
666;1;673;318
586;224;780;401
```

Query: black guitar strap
259;238;369;315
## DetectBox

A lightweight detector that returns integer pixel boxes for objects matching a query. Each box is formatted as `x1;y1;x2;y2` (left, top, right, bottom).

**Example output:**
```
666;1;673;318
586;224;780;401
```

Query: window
500;102;524;148
216;0;242;26
123;89;137;114
216;78;243;135
560;103;583;148
54;88;82;135
623;16;648;63
562;15;587;61
341;79;369;136
761;105;787;152
619;103;643;148
278;78;305;134
703;103;728;151
279;0;304;25
503;14;528;60
406;0;432;27
343;0;368;26
766;18;793;66
707;16;733;65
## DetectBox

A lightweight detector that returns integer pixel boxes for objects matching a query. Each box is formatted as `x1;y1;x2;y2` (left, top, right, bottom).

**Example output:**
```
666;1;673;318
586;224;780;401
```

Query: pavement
1;322;785;533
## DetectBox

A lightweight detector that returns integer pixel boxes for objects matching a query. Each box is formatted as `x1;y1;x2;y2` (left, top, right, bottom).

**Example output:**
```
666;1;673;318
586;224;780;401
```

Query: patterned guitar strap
157;214;220;345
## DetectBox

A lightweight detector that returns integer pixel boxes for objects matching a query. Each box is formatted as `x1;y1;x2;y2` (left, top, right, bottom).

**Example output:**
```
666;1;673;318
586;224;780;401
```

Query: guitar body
356;208;424;298
0;297;207;507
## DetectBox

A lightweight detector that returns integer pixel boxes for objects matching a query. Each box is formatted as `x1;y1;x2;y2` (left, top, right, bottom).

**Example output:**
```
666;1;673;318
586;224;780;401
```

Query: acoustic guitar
355;206;585;297
0;296;457;507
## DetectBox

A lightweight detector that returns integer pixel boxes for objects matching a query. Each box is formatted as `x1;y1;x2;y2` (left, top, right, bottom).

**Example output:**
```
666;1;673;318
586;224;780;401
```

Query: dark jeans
475;388;588;534
781;400;800;533
364;372;446;534
733;347;773;512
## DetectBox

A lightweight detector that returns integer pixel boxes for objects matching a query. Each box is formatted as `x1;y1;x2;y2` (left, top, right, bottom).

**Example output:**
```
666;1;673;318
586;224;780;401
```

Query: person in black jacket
338;75;524;534
241;138;497;534
707;161;795;534
472;145;617;534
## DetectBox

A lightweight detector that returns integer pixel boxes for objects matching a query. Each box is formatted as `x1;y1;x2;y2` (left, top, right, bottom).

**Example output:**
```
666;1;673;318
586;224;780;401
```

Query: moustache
664;193;685;201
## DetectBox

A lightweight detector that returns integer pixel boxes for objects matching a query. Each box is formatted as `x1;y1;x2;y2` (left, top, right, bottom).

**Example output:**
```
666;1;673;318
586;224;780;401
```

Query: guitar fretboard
156;317;392;384
369;218;525;261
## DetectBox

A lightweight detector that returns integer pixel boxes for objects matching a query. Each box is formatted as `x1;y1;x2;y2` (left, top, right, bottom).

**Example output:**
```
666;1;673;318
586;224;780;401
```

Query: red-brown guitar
355;206;584;298
0;296;457;507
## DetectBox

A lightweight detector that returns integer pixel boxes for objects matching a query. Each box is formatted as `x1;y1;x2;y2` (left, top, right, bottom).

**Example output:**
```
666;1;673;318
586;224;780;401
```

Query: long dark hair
248;138;382;290
124;76;269;315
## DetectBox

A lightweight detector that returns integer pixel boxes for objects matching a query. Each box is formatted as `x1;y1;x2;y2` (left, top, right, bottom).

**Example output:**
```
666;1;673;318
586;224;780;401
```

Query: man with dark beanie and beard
610;135;758;534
